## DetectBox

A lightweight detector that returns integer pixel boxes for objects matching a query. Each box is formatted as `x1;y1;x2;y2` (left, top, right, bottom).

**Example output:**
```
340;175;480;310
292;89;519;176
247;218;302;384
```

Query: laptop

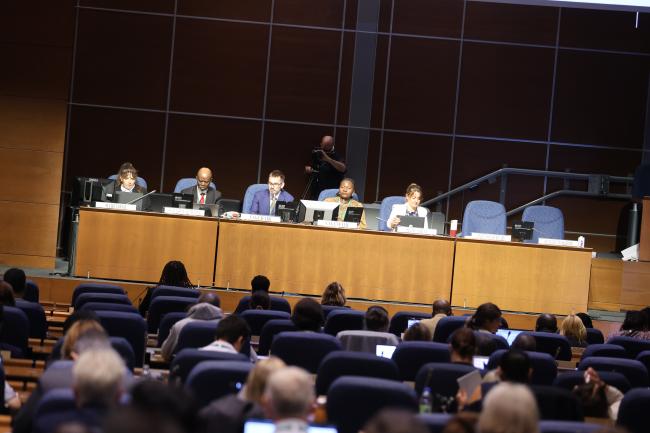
193;203;219;217
244;420;337;433
343;206;363;224
147;193;173;213
496;329;526;346
407;318;421;329
376;344;397;359
398;215;425;228
113;191;144;210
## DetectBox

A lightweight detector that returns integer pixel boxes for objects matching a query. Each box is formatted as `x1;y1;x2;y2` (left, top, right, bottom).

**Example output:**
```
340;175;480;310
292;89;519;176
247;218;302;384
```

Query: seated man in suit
250;170;294;216
182;167;221;204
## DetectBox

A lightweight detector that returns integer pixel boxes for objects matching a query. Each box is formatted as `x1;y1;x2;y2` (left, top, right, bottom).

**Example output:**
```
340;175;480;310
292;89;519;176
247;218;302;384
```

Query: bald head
432;299;451;316
320;135;334;151
196;167;213;192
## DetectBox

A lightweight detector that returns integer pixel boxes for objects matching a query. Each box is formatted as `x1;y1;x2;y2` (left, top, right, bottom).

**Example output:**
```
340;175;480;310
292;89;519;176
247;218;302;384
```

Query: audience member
249;290;270;310
420;299;452;337
161;292;223;361
560;314;588;347
320;282;346;307
576;312;593;329
402;323;432;342
0;281;16;306
62;310;99;335
482;349;532;384
363;409;429;433
450;328;476;364
511;333;536;352
234;275;272;314
62;320;107;360
535;313;558;333
467;303;502;334
572;367;623;420
609;310;650;339
200;357;286;433
200;315;253;360
262;367;315;431
139;261;194;317
337;306;399;352
441;412;478;433
365;306;390;332
477;382;539;433
291;298;324;332
3;268;26;299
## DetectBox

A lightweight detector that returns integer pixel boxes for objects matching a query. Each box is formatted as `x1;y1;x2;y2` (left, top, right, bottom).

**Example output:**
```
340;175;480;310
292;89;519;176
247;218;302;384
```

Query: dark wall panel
79;0;175;13
0;1;74;47
274;0;344;28
178;0;272;21
392;0;463;37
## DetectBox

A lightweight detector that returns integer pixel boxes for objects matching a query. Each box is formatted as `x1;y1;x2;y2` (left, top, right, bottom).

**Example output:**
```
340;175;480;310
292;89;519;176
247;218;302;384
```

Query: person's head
263;366;315;421
511;333;537;351
117;162;138;191
268;170;285;196
242;357;286;404
63;310;100;335
572;382;608;418
0;282;15;306
535;313;558;333
432;299;452;317
363;409;429;433
403;323;432;342
73;348;125;408
197;292;220;308
159;261;192;288
72;328;112;358
641;307;650;330
291;298;324;332
467;302;502;333
214;315;250;352
365;306;390;332
251;275;270;293
320;135;334;152
576;312;593;329
127;380;198;433
338;178;355;201
441;412;479;433
498;349;532;384
478;382;539;433
250;290;271;310
321;282;346;306
560;314;587;345
450;327;476;363
3;268;26;297
405;183;423;211
621;310;648;332
63;319;107;360
195;167;213;193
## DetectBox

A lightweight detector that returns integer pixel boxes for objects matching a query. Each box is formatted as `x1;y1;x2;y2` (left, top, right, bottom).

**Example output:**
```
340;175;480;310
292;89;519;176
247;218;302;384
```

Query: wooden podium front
639;197;650;261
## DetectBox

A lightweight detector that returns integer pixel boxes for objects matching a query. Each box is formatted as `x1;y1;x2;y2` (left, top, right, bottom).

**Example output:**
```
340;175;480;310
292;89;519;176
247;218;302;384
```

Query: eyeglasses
269;182;283;187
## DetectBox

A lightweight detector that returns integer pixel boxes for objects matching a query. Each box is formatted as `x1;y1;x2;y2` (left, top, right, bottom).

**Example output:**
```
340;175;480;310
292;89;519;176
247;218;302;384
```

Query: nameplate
94;202;137;211
538;238;580;248
239;213;281;223
315;220;359;229
396;226;437;236
163;207;205;217
466;233;512;242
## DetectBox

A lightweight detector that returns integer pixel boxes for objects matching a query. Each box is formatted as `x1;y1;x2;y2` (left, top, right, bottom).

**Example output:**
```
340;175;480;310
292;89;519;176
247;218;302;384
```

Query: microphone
127;189;157;204
375;216;388;223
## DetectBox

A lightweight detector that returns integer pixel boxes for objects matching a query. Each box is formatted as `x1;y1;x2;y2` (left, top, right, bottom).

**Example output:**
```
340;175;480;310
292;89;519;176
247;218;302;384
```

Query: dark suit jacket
250;189;294;215
181;186;222;204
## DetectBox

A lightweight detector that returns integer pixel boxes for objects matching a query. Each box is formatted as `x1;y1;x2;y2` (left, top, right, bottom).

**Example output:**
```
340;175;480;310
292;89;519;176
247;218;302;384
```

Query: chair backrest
617;388;650;433
174;177;216;193
327;376;418;433
80;302;139;315
242;184;268;213
151;285;200;300
185;360;252;407
388;311;433;336
538;420;602;433
578;356;649;387
257;319;297;356
417;413;453;433
528;331;572;361
392;341;450;381
175;321;219;354
378;196;404;231
607;336;650;358
147;296;197;333
109;336;136;371
234;295;292;314
108;174;147;189
473;331;509;356
270;331;342;373
318;189;359;201
632;163;650;199
95;311;146;368
240;310;291;335
169;348;248;384
581;343;628;360
522;205;564;243
315;351;400;395
24;279;40;303
337;330;398;354
157;311;188;347
0;306;30;355
432;316;467;343
552;370;631;394
321;305;350;319
531;385;584;421
635;350;650;376
15;299;47;339
74;293;131;310
324;309;365;336
71;283;125;305
414;362;477;405
461;200;506;236
487;350;558;385
34;388;76;418
585;328;604;345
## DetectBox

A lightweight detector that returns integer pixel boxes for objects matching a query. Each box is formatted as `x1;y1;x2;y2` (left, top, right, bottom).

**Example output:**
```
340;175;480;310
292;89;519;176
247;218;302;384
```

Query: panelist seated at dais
103;162;147;196
387;183;429;231
323;178;366;229
250;170;294;216
181;167;221;205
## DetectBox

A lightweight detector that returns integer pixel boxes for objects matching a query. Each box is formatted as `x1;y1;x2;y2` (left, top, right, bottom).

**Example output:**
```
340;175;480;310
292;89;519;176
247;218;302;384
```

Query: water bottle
577;236;585;248
419;387;432;414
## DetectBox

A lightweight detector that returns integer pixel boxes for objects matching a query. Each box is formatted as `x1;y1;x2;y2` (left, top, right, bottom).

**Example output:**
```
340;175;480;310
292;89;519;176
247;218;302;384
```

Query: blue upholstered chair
528;331;572;361
487;350;558;385
321;305;350;319
586;328;604;345
392;342;450;381
175;321;218;354
617;388;650;433
522;205;564;243
607;336;650;358
33;388;76;418
74;293;131;310
473;331;509;356
95;311;146;368
109;336;136;371
15;299;47;339
257;319;297;356
108;174;147;189
327;376;418;433
581;343;628;360
157;311;188;347
531;385;583;421
240;310;290;335
318;188;359;201
270;331;342;373
388;311;433;337
553;370;631;394
578;356;649;388
169;348;248;384
433;316;467;343
414;362;477;404
184;360;252;407
147;296;197;333
0;306;30;357
174;178;216;193
635;350;650;376
378;196;404;231
151;285;200;300
24;279;40;303
242;184;268;214
315;351;400;395
71;283;125;305
234;295;291;314
80;302;139;315
539;420;601;433
460;200;506;236
324;309;365;336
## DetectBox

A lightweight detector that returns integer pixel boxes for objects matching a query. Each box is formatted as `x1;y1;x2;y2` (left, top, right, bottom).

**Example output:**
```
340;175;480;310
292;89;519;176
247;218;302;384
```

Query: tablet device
398;215;425;228
496;329;526;346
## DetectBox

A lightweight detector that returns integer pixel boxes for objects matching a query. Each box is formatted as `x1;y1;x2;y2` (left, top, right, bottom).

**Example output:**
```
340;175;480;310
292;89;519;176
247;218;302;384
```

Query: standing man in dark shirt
304;135;346;199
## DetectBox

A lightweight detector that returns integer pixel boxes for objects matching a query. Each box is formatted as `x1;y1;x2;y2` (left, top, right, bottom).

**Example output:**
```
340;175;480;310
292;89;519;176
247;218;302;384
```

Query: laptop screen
472;356;489;369
407;318;421;329
376;344;397;359
398;216;425;228
496;329;525;346
244;420;337;433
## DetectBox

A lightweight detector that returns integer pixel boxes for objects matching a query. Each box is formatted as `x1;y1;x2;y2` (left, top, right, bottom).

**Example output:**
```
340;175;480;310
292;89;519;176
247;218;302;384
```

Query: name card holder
240;213;282;223
94;202;137;211
163;207;206;217
538;238;581;248
315;220;359;229
465;233;512;242
396;226;437;236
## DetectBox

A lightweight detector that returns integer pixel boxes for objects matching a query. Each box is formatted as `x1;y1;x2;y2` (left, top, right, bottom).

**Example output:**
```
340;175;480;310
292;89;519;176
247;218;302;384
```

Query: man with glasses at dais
250;170;294;216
